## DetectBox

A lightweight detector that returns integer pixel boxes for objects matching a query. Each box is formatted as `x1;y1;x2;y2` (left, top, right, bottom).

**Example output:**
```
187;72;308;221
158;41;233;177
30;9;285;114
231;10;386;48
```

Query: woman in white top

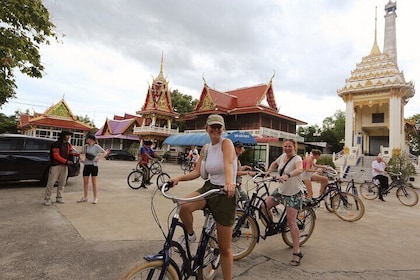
170;114;237;280
264;139;305;266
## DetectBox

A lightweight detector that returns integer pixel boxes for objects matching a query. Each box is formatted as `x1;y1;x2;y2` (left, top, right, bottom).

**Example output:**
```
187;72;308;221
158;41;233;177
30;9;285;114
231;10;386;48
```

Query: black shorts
83;165;99;177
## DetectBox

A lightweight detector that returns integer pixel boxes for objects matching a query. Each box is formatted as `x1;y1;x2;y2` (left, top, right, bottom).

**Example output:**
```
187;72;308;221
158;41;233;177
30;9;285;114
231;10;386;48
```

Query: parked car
105;149;135;161
0;134;80;183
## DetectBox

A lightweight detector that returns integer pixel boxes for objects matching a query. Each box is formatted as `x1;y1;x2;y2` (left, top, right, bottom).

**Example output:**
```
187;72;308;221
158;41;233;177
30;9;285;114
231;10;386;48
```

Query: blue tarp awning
163;133;211;146
163;131;256;147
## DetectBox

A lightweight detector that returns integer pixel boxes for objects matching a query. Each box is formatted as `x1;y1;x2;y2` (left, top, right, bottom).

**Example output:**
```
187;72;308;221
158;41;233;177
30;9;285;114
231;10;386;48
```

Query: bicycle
308;167;365;222
231;173;316;261
120;181;222;280
127;159;168;190
359;171;419;206
181;159;194;174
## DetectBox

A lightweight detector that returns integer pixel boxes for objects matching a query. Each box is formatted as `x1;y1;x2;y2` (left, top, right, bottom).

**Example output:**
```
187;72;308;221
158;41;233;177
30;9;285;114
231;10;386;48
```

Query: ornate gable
44;99;76;120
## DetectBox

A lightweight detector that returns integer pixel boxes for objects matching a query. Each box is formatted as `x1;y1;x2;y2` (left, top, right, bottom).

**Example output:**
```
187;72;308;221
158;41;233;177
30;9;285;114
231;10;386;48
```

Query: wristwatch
285;173;291;178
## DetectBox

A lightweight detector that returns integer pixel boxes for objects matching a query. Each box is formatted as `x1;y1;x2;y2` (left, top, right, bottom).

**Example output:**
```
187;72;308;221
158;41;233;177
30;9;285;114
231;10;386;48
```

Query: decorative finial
202;72;207;85
160;50;164;74
369;6;381;55
269;70;276;84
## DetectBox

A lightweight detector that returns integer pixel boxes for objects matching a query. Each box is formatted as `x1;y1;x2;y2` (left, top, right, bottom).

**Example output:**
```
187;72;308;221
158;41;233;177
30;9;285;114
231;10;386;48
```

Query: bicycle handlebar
388;171;403;177
160;182;225;202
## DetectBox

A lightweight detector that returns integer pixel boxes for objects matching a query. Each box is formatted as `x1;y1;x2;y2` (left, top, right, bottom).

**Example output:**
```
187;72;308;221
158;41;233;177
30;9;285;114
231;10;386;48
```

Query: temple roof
18;99;92;131
337;50;414;100
183;78;306;125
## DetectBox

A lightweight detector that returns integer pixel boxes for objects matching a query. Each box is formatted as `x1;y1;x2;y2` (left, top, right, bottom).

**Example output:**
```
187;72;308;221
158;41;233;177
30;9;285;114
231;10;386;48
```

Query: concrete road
1;160;420;279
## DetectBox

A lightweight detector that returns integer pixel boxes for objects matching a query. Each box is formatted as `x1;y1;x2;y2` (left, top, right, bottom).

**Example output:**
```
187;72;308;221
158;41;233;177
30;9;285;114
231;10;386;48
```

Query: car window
0;138;25;150
25;139;52;150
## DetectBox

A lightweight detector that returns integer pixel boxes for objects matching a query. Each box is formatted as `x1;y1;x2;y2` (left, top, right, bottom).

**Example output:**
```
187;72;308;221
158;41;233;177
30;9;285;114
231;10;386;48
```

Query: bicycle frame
142;185;222;280
235;175;289;240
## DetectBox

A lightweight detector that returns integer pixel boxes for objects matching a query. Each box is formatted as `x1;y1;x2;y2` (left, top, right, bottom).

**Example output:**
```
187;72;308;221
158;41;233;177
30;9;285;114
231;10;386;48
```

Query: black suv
0;134;80;183
105;149;135;161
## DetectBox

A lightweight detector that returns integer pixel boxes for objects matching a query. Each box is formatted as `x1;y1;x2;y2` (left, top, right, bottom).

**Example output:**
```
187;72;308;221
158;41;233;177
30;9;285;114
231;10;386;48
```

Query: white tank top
204;138;237;186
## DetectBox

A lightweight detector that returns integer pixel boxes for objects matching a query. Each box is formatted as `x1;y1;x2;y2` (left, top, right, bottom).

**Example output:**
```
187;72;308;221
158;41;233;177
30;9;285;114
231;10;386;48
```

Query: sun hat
206;114;225;127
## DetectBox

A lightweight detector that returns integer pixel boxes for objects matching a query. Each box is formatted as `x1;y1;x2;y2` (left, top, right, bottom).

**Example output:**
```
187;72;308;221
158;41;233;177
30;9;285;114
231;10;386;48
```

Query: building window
372;113;384;123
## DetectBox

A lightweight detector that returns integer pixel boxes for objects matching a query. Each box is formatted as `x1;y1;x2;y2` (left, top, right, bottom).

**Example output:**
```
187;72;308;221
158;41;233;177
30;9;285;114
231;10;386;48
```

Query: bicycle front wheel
332;193;365;222
121;260;178;280
282;207;316;247
396;185;419;206
232;210;259;261
127;170;144;189
359;182;379;200
198;229;220;280
324;190;337;213
150;161;162;175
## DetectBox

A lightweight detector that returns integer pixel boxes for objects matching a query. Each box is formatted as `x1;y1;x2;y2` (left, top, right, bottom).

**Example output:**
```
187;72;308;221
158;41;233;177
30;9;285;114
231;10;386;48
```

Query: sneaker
44;199;52;206
77;197;88;203
92;198;98;204
177;232;196;252
56;197;64;203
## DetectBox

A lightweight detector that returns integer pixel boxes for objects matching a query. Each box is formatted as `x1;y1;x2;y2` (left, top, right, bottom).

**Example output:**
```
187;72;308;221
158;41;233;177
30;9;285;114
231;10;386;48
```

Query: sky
2;0;420;128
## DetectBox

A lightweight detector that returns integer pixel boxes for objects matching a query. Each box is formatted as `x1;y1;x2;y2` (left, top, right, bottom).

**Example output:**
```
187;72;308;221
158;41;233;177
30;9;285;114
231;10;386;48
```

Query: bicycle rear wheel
396;185;419;206
331;193;365;222
359;182;379;200
127;170;144;189
282;207;316;247
121;260;178;279
232;210;259;261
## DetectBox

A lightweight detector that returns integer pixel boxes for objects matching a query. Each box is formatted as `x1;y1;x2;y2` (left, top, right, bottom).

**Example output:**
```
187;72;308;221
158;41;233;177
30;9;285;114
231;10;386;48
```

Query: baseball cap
206;114;225;127
234;141;244;147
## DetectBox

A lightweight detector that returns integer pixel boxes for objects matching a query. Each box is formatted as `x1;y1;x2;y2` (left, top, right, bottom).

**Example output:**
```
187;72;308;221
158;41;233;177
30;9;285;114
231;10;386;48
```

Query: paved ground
1;160;420;279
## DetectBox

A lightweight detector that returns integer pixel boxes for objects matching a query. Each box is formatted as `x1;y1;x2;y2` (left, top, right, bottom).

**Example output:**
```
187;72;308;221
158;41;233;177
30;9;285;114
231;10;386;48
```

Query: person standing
372;154;388;201
170;114;237;280
77;134;107;204
263;139;304;266
44;131;74;206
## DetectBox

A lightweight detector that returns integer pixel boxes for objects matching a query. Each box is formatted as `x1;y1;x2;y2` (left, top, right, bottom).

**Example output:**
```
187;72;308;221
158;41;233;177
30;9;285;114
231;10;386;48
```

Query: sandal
290;251;304;266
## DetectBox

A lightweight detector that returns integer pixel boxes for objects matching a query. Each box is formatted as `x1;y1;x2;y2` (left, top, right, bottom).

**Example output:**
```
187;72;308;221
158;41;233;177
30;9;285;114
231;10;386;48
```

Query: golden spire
370;6;381;55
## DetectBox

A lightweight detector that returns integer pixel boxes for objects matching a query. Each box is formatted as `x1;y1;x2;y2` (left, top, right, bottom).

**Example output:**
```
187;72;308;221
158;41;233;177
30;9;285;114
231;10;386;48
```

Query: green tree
320;110;345;153
297;124;321;142
76;114;95;128
405;114;420;156
0;112;18;133
171;89;198;131
0;0;59;107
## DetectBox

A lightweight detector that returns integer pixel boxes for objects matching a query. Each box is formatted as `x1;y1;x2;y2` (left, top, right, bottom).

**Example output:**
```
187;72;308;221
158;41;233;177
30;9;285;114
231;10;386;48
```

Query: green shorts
197;180;238;226
271;189;303;210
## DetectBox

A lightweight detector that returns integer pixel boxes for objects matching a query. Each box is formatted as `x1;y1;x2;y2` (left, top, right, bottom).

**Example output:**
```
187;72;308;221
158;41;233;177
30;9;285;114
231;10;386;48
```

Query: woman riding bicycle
263;138;305;266
169;114;237;280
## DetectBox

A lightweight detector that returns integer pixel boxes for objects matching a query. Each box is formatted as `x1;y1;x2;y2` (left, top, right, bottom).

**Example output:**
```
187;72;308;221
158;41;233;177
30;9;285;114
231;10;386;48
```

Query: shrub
386;155;416;181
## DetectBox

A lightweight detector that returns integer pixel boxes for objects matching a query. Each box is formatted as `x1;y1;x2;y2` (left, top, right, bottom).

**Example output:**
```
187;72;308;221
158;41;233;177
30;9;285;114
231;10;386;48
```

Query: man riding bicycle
138;140;159;188
371;154;388;201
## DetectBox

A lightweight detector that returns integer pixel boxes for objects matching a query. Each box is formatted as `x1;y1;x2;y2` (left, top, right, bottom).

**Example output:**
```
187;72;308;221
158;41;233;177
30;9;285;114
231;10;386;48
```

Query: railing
183;127;304;142
133;126;178;135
